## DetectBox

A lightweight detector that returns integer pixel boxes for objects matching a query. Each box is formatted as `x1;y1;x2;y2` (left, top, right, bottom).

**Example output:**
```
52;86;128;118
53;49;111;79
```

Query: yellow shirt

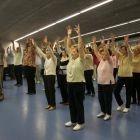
132;54;140;73
112;45;133;77
67;55;85;82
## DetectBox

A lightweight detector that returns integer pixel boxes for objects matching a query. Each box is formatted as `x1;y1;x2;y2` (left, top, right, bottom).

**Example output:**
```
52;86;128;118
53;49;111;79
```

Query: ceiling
0;0;140;44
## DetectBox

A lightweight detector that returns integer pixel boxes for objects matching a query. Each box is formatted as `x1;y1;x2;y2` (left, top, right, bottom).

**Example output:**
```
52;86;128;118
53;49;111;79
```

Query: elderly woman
23;38;36;95
56;37;69;105
131;44;140;105
11;41;23;87
111;33;133;113
65;24;85;131
35;37;57;111
93;36;115;120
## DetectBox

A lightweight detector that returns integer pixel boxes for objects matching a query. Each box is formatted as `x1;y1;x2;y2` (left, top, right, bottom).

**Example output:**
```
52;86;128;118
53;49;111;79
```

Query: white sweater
36;46;57;75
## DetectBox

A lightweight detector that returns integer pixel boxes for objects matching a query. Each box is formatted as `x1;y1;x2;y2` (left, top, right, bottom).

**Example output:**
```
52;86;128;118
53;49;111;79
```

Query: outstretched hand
100;36;105;45
67;26;72;35
72;39;75;44
62;36;67;42
110;33;115;42
74;24;80;35
44;36;48;43
124;35;129;44
92;36;96;44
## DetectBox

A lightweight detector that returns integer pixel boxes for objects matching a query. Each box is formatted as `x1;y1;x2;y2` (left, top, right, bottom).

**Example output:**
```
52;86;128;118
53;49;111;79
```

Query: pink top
97;57;115;85
111;55;118;68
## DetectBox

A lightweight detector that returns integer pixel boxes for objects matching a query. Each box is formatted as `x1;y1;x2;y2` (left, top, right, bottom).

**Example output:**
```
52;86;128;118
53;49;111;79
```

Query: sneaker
45;105;51;109
117;103;125;111
0;94;4;101
65;121;77;127
104;114;111;121
49;106;56;111
73;124;84;131
97;112;105;118
123;108;130;113
37;81;41;84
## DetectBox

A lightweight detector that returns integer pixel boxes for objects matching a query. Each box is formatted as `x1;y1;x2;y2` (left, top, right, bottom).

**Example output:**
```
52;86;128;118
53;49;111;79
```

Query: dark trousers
67;82;85;124
15;65;23;85
41;69;44;82
59;75;68;102
8;64;15;79
44;75;56;106
84;70;95;94
25;66;36;93
23;66;27;78
56;66;60;87
98;84;113;115
132;73;140;102
114;77;133;108
113;68;118;81
3;67;7;81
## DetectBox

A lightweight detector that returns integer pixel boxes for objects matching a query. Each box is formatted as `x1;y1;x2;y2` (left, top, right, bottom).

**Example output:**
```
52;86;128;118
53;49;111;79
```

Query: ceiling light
80;0;113;13
56;13;80;23
129;19;140;23
14;0;113;41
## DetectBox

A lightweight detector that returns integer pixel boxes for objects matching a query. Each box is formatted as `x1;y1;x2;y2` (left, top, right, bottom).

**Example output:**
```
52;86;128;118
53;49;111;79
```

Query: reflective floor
0;78;140;140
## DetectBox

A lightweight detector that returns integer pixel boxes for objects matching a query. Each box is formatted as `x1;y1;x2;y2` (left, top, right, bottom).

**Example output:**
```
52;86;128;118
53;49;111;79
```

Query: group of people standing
0;24;140;131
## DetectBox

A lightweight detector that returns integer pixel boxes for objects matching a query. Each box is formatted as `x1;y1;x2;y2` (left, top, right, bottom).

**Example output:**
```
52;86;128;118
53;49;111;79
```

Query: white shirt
36;46;57;75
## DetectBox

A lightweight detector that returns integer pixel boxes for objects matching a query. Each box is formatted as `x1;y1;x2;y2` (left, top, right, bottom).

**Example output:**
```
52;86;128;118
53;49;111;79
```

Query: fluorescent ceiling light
58;18;140;43
129;19;140;23
80;0;113;13
56;13;80;23
15;0;113;41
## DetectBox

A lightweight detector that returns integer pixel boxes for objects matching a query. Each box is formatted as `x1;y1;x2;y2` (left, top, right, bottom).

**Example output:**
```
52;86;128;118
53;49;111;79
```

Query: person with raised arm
84;47;95;97
23;37;36;95
12;41;23;87
110;33;133;113
93;36;114;120
56;36;69;105
110;41;119;81
65;24;85;131
0;39;5;101
7;46;15;80
130;42;140;105
35;36;57;111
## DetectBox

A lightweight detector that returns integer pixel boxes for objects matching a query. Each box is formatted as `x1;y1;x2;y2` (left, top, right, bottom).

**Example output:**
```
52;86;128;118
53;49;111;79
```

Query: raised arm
34;39;46;59
67;26;72;56
103;44;111;61
100;36;111;61
63;36;67;48
18;41;21;52
110;33;121;59
124;35;133;61
11;40;16;52
74;24;84;59
44;36;56;63
92;36;101;60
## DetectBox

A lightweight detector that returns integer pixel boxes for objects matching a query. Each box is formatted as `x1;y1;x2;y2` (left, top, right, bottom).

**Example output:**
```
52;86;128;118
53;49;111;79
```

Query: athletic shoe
117;103;125;111
73;124;84;131
65;121;77;127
